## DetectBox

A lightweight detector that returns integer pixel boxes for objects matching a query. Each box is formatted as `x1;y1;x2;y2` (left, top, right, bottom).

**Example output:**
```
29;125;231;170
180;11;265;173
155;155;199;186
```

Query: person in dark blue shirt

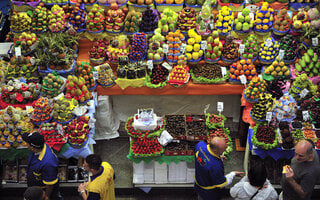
22;132;62;200
194;137;243;200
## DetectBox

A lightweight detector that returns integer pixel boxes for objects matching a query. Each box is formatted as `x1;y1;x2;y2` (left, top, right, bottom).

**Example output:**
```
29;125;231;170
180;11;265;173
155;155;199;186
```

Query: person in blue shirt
194;137;243;200
22;132;62;200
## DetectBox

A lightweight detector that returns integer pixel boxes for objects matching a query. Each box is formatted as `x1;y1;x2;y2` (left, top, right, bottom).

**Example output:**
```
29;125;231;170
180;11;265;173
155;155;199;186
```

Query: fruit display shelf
205;113;226;129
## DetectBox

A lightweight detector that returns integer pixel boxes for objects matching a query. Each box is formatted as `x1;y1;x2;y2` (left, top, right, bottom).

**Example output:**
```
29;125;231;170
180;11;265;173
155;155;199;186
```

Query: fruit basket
208;128;233;155
12;0;41;12
205;113;226;129
251;124;278;150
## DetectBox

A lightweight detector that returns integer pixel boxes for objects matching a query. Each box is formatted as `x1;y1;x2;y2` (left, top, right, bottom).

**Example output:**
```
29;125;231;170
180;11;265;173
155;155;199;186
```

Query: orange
174;31;180;38
174;43;179;48
168;37;174;43
246;59;252;64
248;64;253;70
175;30;181;35
174;50;179;54
169;50;173;54
245;70;250;75
179;34;184;40
174;56;178;60
251;69;256;75
169;43;173;49
237;76;240;80
240;70;245;75
174;37;180;42
247;75;253;80
240;59;246;65
234;70;240;75
242;65;248;70
168;32;174;37
168;55;173;60
231;74;236;79
237;64;242;70
230;68;235;73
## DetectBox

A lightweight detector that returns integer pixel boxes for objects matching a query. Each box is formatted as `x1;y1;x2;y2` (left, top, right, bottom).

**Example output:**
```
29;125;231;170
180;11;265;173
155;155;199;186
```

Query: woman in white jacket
230;162;278;200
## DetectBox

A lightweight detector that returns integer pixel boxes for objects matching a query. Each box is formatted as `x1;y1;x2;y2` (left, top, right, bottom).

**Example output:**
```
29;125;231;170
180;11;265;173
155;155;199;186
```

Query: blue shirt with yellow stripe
27;144;59;187
194;141;228;200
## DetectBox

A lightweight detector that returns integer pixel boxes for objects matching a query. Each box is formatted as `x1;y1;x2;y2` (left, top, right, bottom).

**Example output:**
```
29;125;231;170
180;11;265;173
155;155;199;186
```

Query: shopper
194;137;244;200
230;162;278;200
78;154;115;200
280;139;320;200
22;132;62;200
24;186;48;200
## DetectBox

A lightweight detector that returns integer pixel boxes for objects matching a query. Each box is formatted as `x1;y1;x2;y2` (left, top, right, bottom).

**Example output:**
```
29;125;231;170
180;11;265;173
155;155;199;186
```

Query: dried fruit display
191;64;228;84
229;59;257;82
10;12;31;32
86;4;105;32
67;116;90;147
177;7;196;32
243;77;267;102
165;115;186;139
215;6;233;35
250;93;274;121
254;2;274;33
65;75;91;103
252;124;277;150
205;113;226;129
123;10;142;33
30;4;49;33
205;31;222;62
208;128;232;155
130;137;164;157
32;97;53;125
42;73;66;98
39;122;67;148
165;141;187;156
52;97;78;123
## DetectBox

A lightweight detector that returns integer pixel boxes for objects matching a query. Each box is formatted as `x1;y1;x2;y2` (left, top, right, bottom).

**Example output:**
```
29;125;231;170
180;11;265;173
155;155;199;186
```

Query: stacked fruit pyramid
263;58;290;81
258;37;279;64
234;8;253;34
67;116;90;147
294;49;320;78
273;9;291;35
229;59;257;83
250;93;274;121
166;30;185;63
177;7;196;32
243;77;267;103
30;4;49;33
10;12;31;32
48;5;67;33
86;4;105;32
185;29;203;62
31;97;53;125
215;6;233;36
75;62;96;90
254;2;274;34
168;62;190;86
241;35;258;60
129;32;147;62
65;75;91;104
52;97;78;123
205;31;222;62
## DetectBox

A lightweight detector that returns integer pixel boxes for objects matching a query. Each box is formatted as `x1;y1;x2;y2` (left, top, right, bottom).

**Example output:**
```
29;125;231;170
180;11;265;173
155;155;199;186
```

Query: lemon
193;44;200;52
261;55;266;59
195;35;202;43
198;50;203;57
192;52;200;60
267;52;272;56
222;29;228;33
223;22;229;27
186;53;192;60
186;45;193;52
188;38;195;45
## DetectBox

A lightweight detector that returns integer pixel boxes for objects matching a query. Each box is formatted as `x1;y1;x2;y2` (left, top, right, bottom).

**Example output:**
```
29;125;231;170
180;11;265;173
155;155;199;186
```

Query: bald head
295;140;314;162
209;137;228;156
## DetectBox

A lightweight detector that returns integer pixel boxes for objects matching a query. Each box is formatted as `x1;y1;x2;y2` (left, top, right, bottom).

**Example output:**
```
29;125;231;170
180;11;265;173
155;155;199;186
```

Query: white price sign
15;47;21;57
303;110;309;121
204;104;210;114
239;75;247;85
266;112;272;122
258;74;262;79
278;111;284;120
239;44;245;54
300;88;309;98
266;38;272;47
57;124;64;135
162;62;172;71
180;43;187;54
221;67;227;77
217;102;224;113
93;71;98;81
312;38;318;46
163;44;168;54
279;50;285;60
201;41;207;50
147;60;153;70
30;57;36;65
210;23;214;30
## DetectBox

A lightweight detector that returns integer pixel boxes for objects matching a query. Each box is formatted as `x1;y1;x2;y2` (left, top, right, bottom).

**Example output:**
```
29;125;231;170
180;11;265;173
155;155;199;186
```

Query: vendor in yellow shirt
78;154;115;200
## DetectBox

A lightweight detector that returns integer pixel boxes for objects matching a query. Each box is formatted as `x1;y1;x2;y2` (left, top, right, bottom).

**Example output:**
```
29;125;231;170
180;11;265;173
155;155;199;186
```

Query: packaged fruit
263;58;290;81
177;7;197;32
48;5;67;33
186;29;203;62
10;12;31;33
86;4;105;32
205;31;222;62
294;49;320;78
104;4;127;33
42;73;66;99
273;9;291;35
215;6;233;36
241;35;258;60
273;92;297;122
229;59;257;83
123;10;142;33
254;2;274;34
243;77;267;103
96;63;116;87
30;4;49;33
234;8;253;34
158;8;178;34
258;37;279;64
165;30;185;63
140;7;160;33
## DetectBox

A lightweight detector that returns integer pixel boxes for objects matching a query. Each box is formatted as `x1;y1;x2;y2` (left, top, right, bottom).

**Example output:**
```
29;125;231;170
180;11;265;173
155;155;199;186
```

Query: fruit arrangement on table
215;6;233;36
86;4;105;32
205;113;226;129
278;35;298;63
145;64;169;88
263;58;291;81
177;7;197;32
289;74;317;101
6;56;38;81
104;4;127;33
42;73;66;99
294;49;320;78
278;122;294;149
273;92;297;121
130;136;164;157
29;4;49;33
168;63;190;86
273;9;291;34
191;64;228;84
52;97;78;123
67;116;90;147
11;32;38;56
165;30;185;63
252;124;278;150
107;36;130;63
147;28;165;63
125;116;165;138
229;59;257;83
250;93;274;121
292;9;309;32
89;39;109;64
48;5;68;33
253;2;274;34
158;8;178;34
129;32;147;62
243;76;267;102
123;9;142;33
140;7;159;33
116;58;146;79
186;29;203;62
205;31;222;62
258;37;279;64
64;3;86;32
128;0;154;6
234;8;253;34
75;62;96;90
0;80;41;106
31;97;53;125
39;122;67;147
10;12;31;33
300;94;320;123
241;35;258;60
165;141;187;156
264;74;287;101
65;75;91;103
221;37;239;62
186;114;207;139
96;63;116;87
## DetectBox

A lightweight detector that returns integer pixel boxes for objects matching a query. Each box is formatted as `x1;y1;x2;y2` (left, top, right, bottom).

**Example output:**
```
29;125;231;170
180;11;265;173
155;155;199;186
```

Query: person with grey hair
280;139;320;200
24;186;48;200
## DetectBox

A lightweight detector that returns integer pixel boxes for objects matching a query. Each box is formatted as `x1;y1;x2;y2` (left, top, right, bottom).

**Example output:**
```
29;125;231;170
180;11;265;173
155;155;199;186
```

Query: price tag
210;23;214;30
15;47;21;57
163;44;168;54
303;110;309;121
172;140;180;143
266;112;272;122
239;44;245;54
278;111;284;120
57;124;64;135
147;60;153;70
312;38;318;46
239;75;247;85
180;43;187;54
300;88;309;98
266;38;272;47
217;102;224;113
221;67;227;77
258;74;262;79
30;57;36;65
162;62;172;71
93;71;98;81
201;41;207;50
204;104;210;114
279;49;285;60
